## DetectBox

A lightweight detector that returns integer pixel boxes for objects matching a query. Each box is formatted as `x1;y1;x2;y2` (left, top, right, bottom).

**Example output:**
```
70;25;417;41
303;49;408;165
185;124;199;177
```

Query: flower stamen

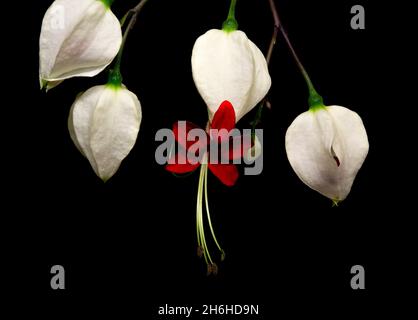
204;164;225;259
196;155;225;274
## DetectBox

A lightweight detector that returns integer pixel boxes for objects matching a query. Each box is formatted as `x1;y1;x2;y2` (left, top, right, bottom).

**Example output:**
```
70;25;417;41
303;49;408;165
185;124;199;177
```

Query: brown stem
114;0;150;74
266;0;280;65
124;0;150;41
251;0;279;127
267;0;319;99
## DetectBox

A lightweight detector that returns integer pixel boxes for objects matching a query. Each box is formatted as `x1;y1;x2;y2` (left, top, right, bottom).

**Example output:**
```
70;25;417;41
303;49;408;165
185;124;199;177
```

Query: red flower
166;100;251;186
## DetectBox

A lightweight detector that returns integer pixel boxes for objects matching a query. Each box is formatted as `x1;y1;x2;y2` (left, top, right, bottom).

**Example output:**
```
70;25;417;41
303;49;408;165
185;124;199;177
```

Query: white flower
285;105;369;202
191;29;271;123
39;0;122;90
68;84;142;181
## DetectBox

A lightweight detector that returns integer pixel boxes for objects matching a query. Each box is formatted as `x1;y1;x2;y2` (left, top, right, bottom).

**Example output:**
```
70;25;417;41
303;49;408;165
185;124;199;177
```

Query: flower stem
268;0;324;109
109;0;151;85
266;0;279;65
222;0;238;32
250;0;279;128
280;26;324;109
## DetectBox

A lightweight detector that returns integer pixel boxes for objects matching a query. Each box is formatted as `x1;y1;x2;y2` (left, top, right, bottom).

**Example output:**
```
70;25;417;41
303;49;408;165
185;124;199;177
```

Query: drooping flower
39;0;122;90
267;5;370;203
191;18;271;122
167;0;267;274
285;105;369;203
166;101;252;274
68;82;142;181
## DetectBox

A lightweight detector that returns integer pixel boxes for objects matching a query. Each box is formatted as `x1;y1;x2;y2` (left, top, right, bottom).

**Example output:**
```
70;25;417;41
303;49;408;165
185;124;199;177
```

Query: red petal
208;163;239;187
173;121;202;150
210;100;236;132
166;153;200;174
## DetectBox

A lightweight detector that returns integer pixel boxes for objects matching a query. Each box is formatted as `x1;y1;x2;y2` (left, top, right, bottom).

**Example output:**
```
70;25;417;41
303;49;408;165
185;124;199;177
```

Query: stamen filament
196;159;214;266
196;151;227;274
204;165;225;260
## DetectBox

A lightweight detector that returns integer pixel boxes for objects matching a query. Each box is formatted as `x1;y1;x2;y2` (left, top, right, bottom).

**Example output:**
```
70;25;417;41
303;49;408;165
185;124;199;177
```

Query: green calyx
222;0;238;32
222;19;238;33
100;0;114;9
107;68;123;89
308;88;326;112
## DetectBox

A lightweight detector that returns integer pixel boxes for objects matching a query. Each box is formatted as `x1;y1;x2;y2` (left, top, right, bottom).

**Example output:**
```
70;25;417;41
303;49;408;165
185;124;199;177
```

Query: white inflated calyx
285;105;369;202
39;0;122;90
68;84;142;181
192;29;271;123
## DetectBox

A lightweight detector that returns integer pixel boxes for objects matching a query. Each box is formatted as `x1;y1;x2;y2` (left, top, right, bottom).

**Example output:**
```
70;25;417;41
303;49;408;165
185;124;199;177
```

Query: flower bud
285;106;369;201
68;84;142;181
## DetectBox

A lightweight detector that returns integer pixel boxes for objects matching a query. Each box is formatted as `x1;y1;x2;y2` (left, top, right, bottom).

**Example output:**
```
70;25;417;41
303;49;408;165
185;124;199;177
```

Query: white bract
39;0;122;90
285;106;369;202
68;85;142;181
192;29;271;123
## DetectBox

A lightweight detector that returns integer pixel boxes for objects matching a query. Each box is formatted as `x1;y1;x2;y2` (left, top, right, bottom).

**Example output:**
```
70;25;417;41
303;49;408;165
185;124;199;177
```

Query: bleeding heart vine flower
166;100;252;186
165;0;269;275
191;0;271;123
277;18;369;203
39;0;122;90
68;74;142;181
286;104;369;202
166;101;252;274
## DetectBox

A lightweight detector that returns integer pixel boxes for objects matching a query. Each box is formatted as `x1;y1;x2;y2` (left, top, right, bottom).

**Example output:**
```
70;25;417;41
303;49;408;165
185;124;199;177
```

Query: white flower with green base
39;0;122;90
191;0;271;123
189;0;272;274
65;0;150;181
281;25;369;203
286;102;369;203
68;70;142;182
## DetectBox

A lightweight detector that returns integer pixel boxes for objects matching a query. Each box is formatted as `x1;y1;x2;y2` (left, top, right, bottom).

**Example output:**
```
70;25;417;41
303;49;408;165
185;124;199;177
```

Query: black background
2;0;414;317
